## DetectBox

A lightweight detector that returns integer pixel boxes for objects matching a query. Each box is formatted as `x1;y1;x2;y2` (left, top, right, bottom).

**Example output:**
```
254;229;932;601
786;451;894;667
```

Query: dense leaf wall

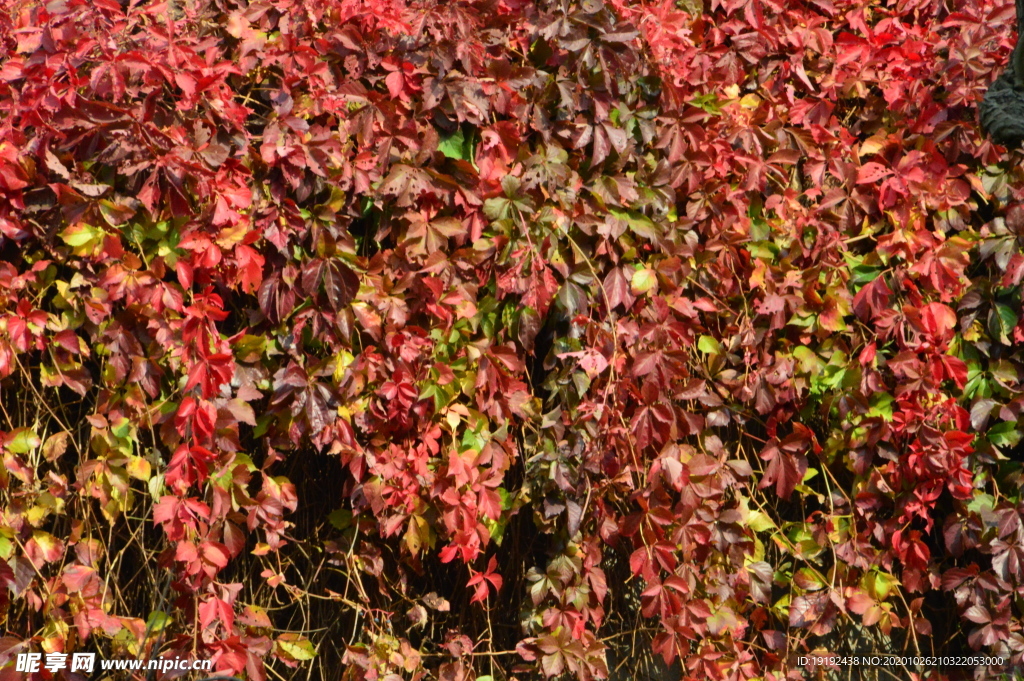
1;0;1024;679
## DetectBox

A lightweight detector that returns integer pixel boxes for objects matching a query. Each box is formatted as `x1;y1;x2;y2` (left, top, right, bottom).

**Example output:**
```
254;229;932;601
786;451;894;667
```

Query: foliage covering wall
1;0;1024;679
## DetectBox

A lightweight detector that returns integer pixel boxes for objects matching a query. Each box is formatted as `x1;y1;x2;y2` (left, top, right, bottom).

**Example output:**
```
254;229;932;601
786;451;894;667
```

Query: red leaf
301;257;359;311
852;276;891;321
604;266;635;311
938;354;968;388
856;161;892;184
789;591;829;630
385;71;405;99
467;556;502;603
200;541;231;575
258;271;297;324
235;244;265;294
175;72;197;97
185;352;234;399
199;595;235;632
758;438;807;500
916;302;957;344
846;590;875;616
963;605;991;624
478;488;502;521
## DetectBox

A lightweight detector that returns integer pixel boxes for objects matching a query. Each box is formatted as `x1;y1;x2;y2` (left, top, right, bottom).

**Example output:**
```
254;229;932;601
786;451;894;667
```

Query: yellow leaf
630;267;657;295
126;456;152;481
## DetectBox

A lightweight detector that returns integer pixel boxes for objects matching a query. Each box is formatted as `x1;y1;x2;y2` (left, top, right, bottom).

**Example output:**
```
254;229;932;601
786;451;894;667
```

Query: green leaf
850;264;884;287
483;515;508;546
991;360;1019;391
963;360;991;400
967;492;995;514
786;312;817;329
555;281;587;314
746;511;775;533
866;570;895;601
746;240;779;261
698;335;722;355
8;428;40;454
690;92;723;115
867;393;894;421
438;127;474;162
60;223;105;254
630;267;657;294
610;209;661;240
328;509;352;530
420;382;455;411
0;529;13;560
990;303;1017;345
988;421;1021;449
980;165;1010;198
809;351;848;395
793;346;824;374
276;635;316;661
253;414;274;438
146;611;172;633
111;418;132;440
748;209;770;241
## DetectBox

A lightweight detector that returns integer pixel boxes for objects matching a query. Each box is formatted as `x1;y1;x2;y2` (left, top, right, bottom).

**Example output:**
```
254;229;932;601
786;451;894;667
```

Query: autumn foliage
1;0;1024;679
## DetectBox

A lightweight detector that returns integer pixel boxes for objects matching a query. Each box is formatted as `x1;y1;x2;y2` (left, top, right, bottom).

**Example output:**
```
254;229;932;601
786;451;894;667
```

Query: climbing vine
1;0;1024;680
